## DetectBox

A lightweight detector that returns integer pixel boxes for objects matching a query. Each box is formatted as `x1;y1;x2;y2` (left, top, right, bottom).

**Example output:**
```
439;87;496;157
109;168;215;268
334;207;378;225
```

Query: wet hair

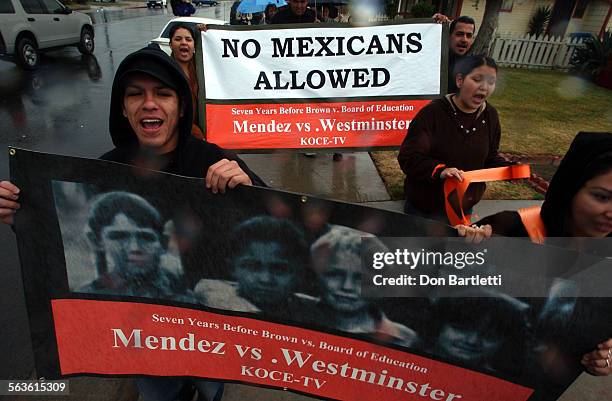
541;132;612;236
453;55;498;80
450;15;475;34
88;191;164;240
169;23;196;42
579;151;612;185
230;216;308;268
558;151;612;234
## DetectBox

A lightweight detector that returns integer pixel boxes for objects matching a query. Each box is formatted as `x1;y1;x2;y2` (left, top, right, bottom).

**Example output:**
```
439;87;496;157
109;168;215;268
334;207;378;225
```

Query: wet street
0;2;390;380
0;4;233;379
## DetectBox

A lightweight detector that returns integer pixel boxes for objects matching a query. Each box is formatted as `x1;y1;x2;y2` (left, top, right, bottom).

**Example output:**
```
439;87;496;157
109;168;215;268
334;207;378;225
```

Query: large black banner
10;148;611;401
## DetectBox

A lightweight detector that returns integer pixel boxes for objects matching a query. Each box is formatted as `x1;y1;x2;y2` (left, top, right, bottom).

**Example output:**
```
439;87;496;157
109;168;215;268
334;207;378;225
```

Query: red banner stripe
204;100;430;150
52;299;533;401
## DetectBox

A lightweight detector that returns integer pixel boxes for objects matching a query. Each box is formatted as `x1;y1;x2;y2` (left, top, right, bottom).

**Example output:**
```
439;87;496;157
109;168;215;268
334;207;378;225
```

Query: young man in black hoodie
102;44;263;188
0;45;264;400
0;45;263;217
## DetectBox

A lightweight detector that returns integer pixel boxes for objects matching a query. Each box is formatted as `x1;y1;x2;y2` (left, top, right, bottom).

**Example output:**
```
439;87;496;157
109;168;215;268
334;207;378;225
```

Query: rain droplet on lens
556;76;587;99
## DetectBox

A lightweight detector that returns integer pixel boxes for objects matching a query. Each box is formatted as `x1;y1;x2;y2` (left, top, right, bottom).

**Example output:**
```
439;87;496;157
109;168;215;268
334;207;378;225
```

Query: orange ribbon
518;205;546;244
443;165;532;226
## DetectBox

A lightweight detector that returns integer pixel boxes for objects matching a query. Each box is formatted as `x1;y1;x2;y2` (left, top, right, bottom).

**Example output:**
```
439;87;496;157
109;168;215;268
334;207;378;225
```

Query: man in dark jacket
447;16;475;93
434;14;476;93
103;45;263;189
0;45;263;401
270;0;316;24
102;45;263;401
172;0;196;16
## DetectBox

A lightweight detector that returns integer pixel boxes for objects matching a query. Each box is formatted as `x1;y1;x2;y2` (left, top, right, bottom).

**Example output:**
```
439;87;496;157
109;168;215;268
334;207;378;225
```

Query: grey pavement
362;198;545;219
243;151;543;220
241;152;390;203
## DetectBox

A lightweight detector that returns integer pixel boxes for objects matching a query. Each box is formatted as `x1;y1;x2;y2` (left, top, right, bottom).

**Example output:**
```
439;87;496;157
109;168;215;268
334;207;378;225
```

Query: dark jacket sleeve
476;211;528;237
484;107;513;168
397;107;447;181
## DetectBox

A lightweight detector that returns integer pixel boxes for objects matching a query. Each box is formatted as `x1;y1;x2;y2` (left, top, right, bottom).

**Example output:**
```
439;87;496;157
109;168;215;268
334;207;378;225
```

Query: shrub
571;31;612;80
527;6;551;37
411;2;435;18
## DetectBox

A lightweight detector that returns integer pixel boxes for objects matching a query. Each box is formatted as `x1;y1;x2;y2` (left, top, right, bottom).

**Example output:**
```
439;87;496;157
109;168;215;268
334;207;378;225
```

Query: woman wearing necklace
398;55;512;223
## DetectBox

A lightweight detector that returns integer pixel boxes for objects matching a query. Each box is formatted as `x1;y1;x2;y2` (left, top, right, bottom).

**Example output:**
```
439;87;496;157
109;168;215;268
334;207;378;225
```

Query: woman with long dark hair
168;23;204;139
471;132;612;377
479;132;612;376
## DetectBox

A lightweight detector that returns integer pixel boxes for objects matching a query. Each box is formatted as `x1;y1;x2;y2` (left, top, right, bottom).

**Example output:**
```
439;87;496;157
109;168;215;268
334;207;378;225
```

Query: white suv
150;16;227;55
0;0;94;69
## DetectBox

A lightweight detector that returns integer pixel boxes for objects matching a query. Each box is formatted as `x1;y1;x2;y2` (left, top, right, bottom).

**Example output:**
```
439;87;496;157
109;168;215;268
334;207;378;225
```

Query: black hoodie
479;132;612;237
100;45;264;185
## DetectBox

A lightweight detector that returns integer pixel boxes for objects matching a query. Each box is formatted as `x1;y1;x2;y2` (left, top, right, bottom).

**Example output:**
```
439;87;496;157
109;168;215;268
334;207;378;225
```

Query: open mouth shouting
140;118;164;134
122;74;181;153
472;93;486;105
176;45;192;61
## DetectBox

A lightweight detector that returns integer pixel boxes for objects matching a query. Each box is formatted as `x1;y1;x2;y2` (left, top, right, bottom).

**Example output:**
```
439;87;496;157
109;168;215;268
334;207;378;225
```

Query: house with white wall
397;0;612;38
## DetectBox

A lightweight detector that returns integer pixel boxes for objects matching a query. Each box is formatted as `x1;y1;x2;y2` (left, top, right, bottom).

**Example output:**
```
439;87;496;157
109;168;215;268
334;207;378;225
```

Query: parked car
150;16;228;55
194;0;219;6
0;0;94;69
147;0;167;8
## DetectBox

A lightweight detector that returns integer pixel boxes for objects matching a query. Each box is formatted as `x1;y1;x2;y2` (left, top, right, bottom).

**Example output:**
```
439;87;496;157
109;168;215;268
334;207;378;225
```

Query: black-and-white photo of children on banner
51;179;605;399
52;181;192;301
194;215;309;317
307;226;419;348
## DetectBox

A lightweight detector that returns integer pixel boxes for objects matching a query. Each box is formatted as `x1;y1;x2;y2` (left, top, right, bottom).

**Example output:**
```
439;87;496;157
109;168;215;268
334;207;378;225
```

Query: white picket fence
489;33;586;70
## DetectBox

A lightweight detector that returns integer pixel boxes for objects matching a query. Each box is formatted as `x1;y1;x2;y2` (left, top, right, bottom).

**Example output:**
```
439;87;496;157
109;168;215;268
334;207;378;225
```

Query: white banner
201;23;443;101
